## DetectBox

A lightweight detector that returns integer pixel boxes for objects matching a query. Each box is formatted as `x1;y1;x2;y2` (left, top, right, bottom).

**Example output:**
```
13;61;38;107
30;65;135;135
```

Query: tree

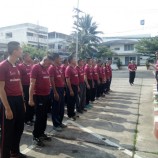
135;37;158;55
96;45;114;59
22;44;47;59
71;13;103;58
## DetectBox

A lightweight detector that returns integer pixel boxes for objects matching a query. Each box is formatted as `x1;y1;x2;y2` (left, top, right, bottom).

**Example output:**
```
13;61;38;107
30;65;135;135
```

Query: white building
0;23;48;49
48;32;70;54
102;34;151;66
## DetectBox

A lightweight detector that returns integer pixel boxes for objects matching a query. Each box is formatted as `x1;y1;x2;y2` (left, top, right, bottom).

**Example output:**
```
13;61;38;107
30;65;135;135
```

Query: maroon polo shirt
76;66;84;83
48;65;64;88
65;65;79;86
93;65;100;81
84;64;93;80
128;64;137;71
18;63;32;85
0;60;22;96
30;64;50;95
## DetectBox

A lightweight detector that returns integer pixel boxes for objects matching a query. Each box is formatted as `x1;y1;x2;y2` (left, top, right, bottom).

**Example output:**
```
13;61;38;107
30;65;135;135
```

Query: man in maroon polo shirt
0;41;26;158
84;58;94;108
18;52;34;126
29;55;52;147
76;59;87;113
48;53;66;132
128;60;137;85
93;60;101;100
65;55;79;121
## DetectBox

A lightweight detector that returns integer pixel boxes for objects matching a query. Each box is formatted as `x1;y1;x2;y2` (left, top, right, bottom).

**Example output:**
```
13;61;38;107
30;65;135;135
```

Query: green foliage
71;13;103;58
135;37;158;55
22;44;47;59
97;45;114;58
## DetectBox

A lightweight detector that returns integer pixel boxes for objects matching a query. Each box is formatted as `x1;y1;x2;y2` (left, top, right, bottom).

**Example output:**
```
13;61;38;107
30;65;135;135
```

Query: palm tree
72;14;103;58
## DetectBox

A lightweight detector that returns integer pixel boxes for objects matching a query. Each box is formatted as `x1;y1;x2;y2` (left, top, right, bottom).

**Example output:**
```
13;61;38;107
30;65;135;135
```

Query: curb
153;83;158;139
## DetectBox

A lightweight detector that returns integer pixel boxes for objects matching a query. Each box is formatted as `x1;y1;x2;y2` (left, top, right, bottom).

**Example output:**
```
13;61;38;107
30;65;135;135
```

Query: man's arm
29;78;36;106
84;75;90;89
0;81;13;119
50;77;59;101
66;78;74;96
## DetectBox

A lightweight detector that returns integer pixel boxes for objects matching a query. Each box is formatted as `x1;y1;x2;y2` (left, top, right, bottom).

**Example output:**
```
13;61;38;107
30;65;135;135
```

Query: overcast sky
1;0;158;36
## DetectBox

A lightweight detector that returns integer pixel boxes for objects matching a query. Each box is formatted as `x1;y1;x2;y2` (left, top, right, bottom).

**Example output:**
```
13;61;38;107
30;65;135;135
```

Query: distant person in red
76;58;87;113
0;41;26;158
18;52;34;126
95;60;102;99
128;60;137;85
29;55;52;147
100;63;106;96
91;59;98;102
105;60;112;92
84;58;94;108
65;55;79;121
48;53;67;132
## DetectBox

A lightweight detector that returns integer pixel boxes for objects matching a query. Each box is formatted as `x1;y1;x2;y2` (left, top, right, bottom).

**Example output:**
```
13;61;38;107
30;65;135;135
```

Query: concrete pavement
19;67;158;158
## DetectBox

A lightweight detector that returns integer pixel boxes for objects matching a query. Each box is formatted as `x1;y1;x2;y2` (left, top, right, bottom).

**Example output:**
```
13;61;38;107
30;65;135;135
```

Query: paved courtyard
20;67;158;158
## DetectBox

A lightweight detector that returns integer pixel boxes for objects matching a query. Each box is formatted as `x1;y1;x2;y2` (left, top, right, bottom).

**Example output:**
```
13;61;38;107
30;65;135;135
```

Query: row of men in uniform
0;41;112;158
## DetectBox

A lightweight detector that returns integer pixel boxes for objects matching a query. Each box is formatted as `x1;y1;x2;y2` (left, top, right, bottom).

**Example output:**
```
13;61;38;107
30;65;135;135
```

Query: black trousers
76;83;86;111
23;85;34;122
51;88;65;127
86;80;93;105
91;80;98;101
0;96;25;158
33;95;49;138
129;71;136;84
67;85;78;118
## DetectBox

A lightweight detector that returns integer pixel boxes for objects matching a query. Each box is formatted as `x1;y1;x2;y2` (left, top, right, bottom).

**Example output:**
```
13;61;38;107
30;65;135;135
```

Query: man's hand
5;108;13;120
29;99;35;107
70;90;74;96
87;84;90;89
54;92;59;101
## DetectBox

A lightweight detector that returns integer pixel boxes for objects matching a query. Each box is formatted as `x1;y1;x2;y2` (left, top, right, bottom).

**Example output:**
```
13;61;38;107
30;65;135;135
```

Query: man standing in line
65;56;79;121
84;58;93;108
0;41;26;158
128;60;137;85
76;59;87;113
48;53;67;132
18;52;34;126
29;55;52;147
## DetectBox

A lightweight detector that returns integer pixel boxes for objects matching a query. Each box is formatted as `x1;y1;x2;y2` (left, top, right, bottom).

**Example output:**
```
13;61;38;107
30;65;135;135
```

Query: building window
124;44;134;51
5;32;12;38
114;48;120;50
129;57;136;61
39;35;47;39
49;44;55;49
27;32;33;36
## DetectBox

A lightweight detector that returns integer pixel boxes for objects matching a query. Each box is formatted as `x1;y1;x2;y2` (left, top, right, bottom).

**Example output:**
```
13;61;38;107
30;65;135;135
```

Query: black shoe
10;152;27;158
33;137;45;147
25;121;33;126
77;110;83;114
40;134;52;142
60;123;67;128
83;108;87;112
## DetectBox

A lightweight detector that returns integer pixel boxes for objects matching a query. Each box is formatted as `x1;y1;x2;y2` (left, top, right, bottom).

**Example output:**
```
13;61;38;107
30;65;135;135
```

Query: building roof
0;23;48;31
102;39;138;45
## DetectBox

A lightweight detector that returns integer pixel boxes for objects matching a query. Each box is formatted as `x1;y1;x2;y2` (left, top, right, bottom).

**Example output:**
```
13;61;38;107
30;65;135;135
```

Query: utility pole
75;0;79;61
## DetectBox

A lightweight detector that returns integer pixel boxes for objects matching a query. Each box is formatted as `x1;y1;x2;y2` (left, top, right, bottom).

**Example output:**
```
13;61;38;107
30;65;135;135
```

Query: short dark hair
52;53;59;61
68;55;74;63
77;58;83;64
8;41;20;55
22;51;30;60
86;57;92;63
43;55;53;61
63;58;68;64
